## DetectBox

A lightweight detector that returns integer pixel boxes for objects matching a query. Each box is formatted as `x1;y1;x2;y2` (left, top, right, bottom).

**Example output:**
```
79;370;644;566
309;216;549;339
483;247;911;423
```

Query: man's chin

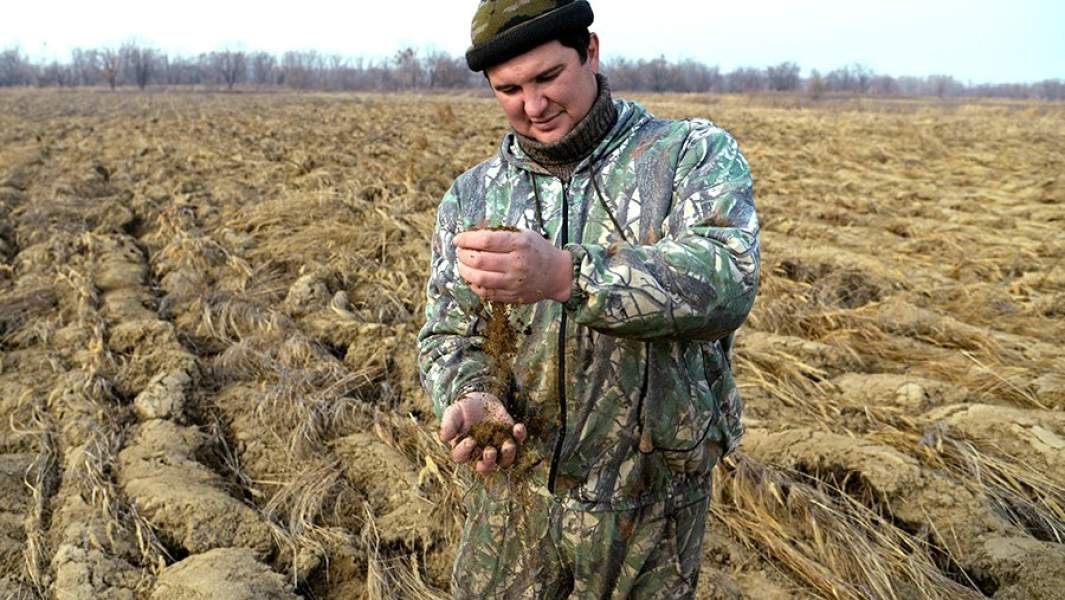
527;127;568;144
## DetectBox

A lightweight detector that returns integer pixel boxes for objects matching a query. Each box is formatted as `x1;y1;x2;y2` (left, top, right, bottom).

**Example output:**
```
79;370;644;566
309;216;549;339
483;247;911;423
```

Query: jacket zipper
546;183;569;494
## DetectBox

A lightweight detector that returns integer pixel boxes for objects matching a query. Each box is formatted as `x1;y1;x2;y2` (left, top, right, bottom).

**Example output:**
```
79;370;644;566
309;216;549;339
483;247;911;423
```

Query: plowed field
1;89;1063;599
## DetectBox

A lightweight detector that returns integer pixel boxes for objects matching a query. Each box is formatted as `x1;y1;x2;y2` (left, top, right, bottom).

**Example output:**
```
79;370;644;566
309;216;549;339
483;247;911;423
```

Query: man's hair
558;28;591;64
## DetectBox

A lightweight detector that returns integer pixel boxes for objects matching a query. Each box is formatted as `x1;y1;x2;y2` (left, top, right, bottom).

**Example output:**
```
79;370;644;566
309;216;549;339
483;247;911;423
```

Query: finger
451;437;477;463
456;249;511;273
455;230;517;253
472;285;522;304
500;439;517;467
476;446;498;475
512;423;527;445
458;263;510;290
439;404;464;443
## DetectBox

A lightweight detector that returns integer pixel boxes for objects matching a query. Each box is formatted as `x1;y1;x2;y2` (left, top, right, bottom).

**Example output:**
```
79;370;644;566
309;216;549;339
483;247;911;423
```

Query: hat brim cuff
465;1;594;72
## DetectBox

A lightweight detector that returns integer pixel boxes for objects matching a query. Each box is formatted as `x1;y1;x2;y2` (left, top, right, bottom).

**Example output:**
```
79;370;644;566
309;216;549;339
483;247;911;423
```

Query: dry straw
2;90;1063;597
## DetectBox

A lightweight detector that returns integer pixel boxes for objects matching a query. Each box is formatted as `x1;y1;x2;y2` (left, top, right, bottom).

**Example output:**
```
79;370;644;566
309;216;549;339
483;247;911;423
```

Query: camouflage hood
419;98;760;510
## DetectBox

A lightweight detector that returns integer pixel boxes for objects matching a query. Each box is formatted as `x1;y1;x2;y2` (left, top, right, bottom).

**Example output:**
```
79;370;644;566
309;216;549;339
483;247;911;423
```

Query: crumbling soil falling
470;224;526;466
483;301;517;389
474;223;522;398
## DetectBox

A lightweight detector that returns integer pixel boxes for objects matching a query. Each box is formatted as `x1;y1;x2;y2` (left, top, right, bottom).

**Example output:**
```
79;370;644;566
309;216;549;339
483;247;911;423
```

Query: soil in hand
471;223;521;399
468;420;515;461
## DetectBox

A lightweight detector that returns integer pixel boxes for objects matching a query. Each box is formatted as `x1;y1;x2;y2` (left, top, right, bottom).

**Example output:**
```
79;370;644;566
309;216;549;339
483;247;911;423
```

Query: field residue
0;89;1063;599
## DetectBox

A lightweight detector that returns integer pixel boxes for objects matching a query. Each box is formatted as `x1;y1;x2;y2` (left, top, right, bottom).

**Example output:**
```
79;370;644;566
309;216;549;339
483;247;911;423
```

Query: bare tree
323;54;348;90
1035;79;1065;101
853;64;873;93
0;47;33;86
724;67;766;93
663;59;720;92
250;51;277;86
426;50;469;88
39;61;73;87
97;48;122;90
158;54;203;85
894;76;925;96
70;48;99;86
122;43;156;90
280;51;322;89
826;63;873;93
928;74;959;99
3;41;1059;98
645;56;679;92
211;50;247;90
394;47;421;89
807;69;826;100
766;62;801;92
869;75;899;96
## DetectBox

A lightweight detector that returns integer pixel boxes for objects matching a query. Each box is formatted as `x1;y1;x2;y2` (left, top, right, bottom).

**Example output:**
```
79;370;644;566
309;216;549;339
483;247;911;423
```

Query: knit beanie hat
466;0;594;72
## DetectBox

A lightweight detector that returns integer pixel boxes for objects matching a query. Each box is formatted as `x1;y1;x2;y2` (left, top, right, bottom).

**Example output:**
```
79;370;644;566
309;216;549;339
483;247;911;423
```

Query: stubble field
0;89;1063;599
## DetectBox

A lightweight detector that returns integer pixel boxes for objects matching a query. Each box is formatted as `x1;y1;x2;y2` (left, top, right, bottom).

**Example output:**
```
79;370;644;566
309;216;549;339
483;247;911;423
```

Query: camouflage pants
451;481;711;599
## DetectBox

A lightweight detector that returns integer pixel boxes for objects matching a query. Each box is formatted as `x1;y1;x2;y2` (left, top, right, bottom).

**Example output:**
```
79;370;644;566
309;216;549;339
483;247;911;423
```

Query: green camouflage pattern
452;479;712;598
417;99;760;511
471;0;576;46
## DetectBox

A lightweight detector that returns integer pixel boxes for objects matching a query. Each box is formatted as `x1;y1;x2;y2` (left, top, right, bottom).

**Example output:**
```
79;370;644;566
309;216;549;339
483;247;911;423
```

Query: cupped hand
439;392;528;476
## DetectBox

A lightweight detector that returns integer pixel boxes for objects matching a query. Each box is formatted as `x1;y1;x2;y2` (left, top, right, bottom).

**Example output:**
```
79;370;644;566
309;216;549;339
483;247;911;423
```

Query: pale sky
3;0;1063;84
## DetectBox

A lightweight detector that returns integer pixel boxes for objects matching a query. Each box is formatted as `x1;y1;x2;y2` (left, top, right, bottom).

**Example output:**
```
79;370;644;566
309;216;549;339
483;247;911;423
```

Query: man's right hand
439;392;527;476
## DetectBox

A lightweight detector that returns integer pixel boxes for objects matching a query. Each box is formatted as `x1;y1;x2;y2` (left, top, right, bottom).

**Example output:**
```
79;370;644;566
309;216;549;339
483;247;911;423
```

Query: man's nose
524;90;548;119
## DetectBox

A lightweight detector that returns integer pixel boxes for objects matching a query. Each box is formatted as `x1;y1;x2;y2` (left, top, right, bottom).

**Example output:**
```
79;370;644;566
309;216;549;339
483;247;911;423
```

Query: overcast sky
3;0;1062;84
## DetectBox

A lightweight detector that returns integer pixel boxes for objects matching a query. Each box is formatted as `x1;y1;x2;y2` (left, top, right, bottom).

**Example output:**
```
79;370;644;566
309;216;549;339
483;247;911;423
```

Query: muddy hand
454;228;573;304
439;392;527;476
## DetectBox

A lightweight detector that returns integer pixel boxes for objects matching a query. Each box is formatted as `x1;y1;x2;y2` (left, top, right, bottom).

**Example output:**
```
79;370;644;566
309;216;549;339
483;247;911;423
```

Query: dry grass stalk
199;293;291;343
0;284;58;344
261;458;361;584
203;414;261;499
361;504;448;600
214;333;372;453
371;413;468;549
22;393;58;595
733;347;840;423
712;454;982;600
911;425;1065;543
959;352;1047;409
75;426;170;590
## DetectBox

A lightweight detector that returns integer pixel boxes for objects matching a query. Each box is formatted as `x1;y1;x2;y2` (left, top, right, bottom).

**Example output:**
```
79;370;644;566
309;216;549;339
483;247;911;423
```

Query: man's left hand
454;228;573;304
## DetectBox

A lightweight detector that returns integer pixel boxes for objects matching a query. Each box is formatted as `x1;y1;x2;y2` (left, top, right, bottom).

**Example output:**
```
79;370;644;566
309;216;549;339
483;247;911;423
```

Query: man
417;1;760;597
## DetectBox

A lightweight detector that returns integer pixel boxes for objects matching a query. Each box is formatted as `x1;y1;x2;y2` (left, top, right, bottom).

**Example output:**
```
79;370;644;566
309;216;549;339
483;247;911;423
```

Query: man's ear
588;32;600;72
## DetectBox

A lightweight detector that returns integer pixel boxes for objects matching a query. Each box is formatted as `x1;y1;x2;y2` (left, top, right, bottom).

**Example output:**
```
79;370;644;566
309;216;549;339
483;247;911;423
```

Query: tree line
1;43;1062;100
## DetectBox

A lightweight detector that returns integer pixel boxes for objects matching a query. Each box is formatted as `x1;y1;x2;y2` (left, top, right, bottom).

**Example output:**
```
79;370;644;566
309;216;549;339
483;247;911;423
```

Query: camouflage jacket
418;99;760;511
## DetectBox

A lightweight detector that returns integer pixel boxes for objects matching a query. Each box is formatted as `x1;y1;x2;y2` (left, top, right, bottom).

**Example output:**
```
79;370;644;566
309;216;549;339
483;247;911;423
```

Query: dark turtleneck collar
517;73;618;181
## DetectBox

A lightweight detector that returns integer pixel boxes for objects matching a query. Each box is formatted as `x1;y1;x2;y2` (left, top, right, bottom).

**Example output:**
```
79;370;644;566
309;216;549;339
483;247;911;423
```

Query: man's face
485;34;600;144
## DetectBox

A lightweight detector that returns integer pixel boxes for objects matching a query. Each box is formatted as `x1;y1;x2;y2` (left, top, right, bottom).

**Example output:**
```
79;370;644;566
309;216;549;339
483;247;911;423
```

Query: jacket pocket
642;343;721;473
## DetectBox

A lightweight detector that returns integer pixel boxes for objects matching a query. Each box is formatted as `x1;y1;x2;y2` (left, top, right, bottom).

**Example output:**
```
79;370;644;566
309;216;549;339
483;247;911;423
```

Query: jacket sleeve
562;122;760;341
417;183;503;418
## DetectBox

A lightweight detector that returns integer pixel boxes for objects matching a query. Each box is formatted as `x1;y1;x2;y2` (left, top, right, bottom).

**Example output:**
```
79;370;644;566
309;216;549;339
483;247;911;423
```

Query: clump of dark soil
468;420;514;458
